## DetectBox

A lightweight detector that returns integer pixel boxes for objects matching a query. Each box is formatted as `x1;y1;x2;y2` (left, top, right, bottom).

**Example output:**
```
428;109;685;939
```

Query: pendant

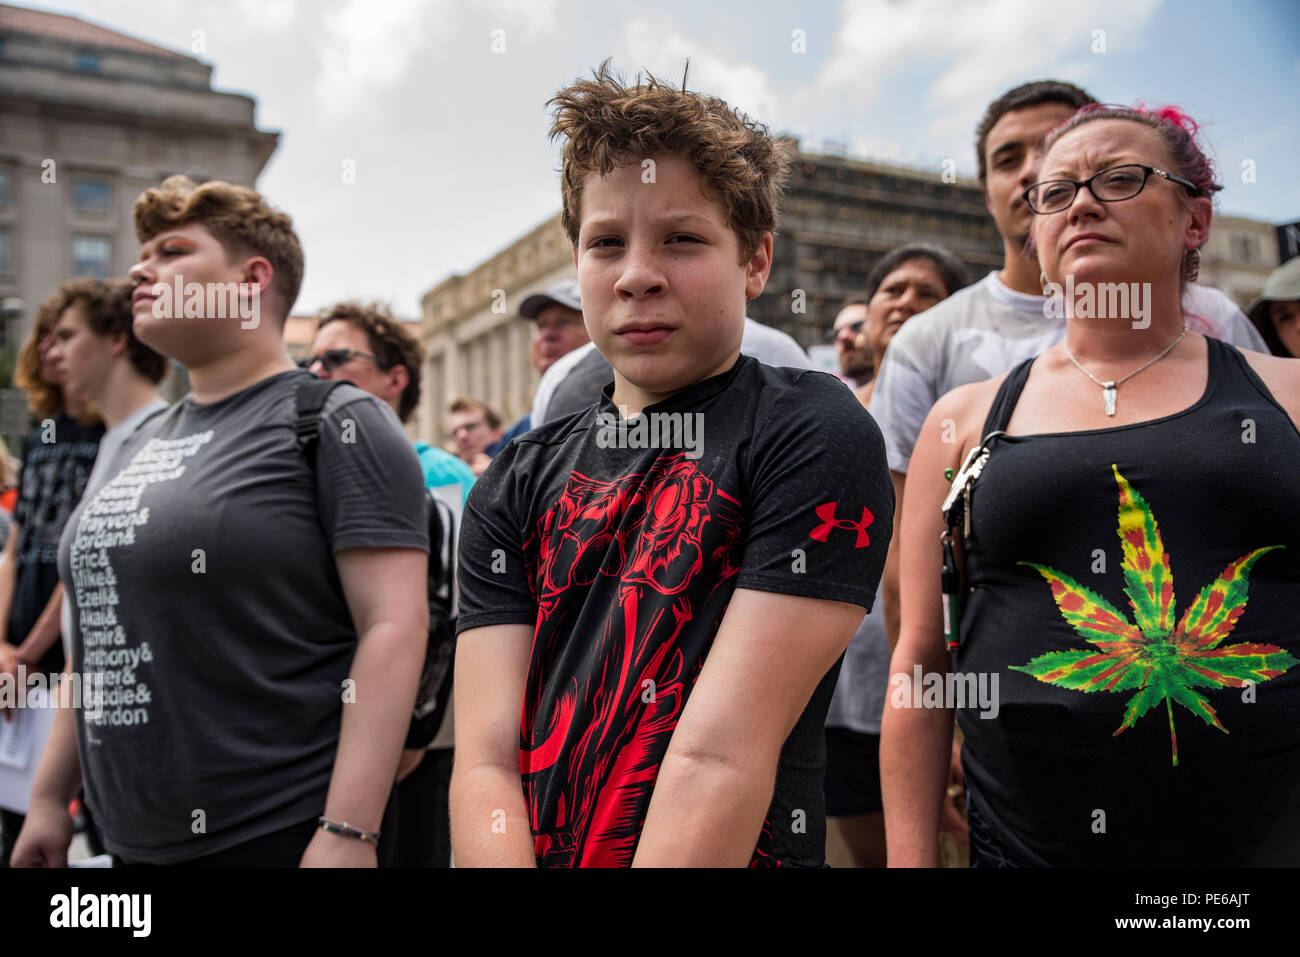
1103;381;1117;416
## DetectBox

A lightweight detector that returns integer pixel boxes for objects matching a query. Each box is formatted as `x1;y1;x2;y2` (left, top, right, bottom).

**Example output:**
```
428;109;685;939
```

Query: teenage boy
450;65;894;868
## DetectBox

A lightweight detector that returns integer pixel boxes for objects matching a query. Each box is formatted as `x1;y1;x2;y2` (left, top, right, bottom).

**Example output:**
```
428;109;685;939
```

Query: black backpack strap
295;378;348;457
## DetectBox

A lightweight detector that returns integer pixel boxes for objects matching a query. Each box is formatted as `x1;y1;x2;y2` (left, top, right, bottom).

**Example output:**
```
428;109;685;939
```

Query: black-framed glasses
1022;163;1199;215
827;319;865;342
300;348;392;372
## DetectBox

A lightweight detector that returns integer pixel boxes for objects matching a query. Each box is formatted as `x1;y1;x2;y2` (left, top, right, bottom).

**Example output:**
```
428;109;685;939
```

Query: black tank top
956;336;1300;866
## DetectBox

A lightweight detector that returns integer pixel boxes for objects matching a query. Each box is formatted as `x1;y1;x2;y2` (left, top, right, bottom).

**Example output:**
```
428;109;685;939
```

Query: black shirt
458;355;893;866
958;338;1300;866
11;413;102;674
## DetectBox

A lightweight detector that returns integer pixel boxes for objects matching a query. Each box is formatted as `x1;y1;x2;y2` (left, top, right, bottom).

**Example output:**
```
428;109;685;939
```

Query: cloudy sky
30;0;1300;318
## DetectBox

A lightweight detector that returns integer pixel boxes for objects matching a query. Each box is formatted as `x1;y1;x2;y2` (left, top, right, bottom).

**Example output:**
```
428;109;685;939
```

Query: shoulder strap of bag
294;378;349;457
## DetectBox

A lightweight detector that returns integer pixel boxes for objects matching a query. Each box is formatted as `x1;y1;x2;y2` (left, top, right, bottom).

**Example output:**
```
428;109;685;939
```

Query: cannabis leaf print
1010;465;1294;766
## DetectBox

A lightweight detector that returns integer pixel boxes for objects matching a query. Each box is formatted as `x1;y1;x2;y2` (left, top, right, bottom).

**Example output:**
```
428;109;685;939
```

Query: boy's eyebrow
581;212;718;232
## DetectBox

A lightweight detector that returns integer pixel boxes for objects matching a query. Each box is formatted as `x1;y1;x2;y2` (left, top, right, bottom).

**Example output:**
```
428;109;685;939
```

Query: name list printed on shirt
70;430;214;732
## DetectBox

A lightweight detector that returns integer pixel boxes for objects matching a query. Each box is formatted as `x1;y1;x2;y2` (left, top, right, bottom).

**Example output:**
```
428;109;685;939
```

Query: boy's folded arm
449;622;538;867
631;587;866;867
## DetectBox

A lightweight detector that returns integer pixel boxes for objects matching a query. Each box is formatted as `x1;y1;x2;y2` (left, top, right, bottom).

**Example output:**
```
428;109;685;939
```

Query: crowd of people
0;65;1296;869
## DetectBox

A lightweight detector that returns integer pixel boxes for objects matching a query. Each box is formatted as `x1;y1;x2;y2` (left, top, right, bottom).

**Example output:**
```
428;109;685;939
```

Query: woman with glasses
882;105;1300;867
13;177;429;869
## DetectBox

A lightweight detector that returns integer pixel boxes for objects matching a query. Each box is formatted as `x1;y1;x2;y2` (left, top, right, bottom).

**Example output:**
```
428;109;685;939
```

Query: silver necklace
1063;325;1187;416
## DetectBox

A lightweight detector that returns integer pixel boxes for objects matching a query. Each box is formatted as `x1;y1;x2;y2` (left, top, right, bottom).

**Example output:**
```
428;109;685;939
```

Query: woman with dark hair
0;282;105;866
824;244;967;867
883;105;1300;867
852;244;970;408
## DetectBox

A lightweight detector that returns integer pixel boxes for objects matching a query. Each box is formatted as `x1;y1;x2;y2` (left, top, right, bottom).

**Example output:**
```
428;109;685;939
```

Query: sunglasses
826;319;865;342
300;349;393;373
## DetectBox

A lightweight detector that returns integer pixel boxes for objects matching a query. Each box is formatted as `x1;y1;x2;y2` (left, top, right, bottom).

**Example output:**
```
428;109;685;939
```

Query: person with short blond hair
13;176;429;869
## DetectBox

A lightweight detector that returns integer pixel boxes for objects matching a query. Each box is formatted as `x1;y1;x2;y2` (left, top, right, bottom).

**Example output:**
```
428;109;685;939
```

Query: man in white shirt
533;316;814;426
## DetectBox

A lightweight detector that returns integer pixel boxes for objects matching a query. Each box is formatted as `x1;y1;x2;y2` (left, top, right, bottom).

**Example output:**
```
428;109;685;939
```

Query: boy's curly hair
548;60;794;263
133;175;304;320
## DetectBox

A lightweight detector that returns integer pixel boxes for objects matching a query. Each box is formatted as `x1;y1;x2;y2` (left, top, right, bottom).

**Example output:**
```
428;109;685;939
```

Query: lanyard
939;431;1004;659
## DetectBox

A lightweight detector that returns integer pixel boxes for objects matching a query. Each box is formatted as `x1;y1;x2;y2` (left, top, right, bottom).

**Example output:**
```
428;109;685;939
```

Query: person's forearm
631;751;776;867
17;582;66;665
322;624;425;834
883;553;902;651
884;471;906;650
0;540;17;644
28;685;84;810
880;644;953;867
449;763;537;866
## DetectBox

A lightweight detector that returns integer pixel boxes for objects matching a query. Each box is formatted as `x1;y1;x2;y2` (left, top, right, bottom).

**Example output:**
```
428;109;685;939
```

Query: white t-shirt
868;272;1268;474
531;317;813;425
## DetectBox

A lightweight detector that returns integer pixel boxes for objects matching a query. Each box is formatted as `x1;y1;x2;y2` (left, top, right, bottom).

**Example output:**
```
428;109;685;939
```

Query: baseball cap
519;280;582;320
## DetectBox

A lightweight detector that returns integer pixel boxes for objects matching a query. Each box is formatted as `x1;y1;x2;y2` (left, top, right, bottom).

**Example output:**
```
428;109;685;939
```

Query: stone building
1199;213;1283;310
0;2;278;350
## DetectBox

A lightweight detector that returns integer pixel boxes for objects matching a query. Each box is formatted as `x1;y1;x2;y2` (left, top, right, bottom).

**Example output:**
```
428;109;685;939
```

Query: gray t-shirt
825;580;888;735
58;370;428;864
868;273;1269;473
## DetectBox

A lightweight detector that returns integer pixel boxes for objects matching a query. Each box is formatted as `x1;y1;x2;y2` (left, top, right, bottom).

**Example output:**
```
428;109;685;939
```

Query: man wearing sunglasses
307;302;474;868
829;299;874;386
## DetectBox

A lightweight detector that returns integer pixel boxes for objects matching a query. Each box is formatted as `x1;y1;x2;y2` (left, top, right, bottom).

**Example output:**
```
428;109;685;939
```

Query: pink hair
1040;102;1222;198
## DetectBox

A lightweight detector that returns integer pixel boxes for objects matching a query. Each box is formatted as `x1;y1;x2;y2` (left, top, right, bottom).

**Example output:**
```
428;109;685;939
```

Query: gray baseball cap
520;280;582;320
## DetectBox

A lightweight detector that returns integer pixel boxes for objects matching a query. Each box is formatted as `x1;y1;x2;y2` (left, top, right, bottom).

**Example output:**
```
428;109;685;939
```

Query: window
77;51;100;72
73;235;112;278
0;171;10;207
73;178;111;215
0;229;11;274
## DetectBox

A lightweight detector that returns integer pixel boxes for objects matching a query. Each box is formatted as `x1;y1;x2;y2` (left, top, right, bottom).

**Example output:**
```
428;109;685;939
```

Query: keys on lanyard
939;431;1004;655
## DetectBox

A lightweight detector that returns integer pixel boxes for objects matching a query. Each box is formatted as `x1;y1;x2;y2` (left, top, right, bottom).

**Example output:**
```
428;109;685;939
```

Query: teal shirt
414;440;475;504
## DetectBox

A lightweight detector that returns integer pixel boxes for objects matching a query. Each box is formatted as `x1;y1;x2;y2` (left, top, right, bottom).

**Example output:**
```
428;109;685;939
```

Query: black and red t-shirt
457;354;894;866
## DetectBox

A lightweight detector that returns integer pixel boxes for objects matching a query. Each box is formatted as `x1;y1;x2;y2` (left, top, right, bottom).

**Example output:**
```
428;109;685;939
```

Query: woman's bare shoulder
931;371;1012;442
1239;349;1300;423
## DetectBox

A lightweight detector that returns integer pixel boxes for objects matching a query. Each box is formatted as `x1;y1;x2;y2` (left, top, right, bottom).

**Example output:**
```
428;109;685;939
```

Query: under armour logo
809;502;874;548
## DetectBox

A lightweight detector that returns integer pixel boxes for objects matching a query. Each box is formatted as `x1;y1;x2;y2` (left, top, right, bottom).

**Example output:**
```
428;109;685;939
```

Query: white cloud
615;15;784;125
316;0;440;114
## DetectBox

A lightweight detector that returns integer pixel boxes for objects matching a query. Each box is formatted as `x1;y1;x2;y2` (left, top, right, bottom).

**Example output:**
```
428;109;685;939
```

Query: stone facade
1199;213;1283;310
0;4;278;353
